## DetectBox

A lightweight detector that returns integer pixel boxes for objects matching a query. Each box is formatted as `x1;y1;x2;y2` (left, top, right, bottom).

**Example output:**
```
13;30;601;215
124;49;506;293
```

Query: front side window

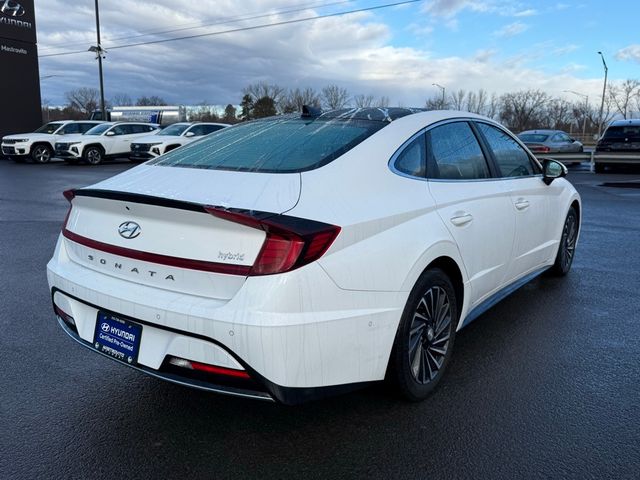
153;116;386;173
427;122;490;180
393;134;426;178
477;123;536;177
111;125;128;135
59;123;81;135
158;124;189;136
35;122;64;134
188;124;225;136
85;124;112;136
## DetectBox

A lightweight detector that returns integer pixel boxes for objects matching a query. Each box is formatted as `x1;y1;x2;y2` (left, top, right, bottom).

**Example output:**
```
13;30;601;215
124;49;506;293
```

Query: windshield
85;124;113;136
603;126;640;140
34;122;64;134
518;134;549;143
157;124;189;136
152;116;386;173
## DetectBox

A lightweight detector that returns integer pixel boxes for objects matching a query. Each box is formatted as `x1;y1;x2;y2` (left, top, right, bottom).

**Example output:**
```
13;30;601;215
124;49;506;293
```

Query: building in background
0;0;41;139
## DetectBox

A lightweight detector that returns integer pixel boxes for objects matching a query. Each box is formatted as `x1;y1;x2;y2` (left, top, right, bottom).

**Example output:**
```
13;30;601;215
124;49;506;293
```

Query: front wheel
387;268;458;401
550;207;578;276
31;144;52;163
83;146;104;165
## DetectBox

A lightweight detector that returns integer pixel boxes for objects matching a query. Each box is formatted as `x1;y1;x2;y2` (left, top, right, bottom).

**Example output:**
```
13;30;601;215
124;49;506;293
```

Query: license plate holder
93;312;142;365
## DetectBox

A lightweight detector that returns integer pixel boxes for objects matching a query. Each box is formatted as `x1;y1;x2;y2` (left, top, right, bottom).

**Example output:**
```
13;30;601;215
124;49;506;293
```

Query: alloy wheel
408;286;452;384
86;148;102;165
560;213;578;271
33;146;51;163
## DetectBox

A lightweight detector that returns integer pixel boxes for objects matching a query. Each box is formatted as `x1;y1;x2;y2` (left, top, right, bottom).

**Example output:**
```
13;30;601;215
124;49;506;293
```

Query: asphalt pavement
1;159;639;479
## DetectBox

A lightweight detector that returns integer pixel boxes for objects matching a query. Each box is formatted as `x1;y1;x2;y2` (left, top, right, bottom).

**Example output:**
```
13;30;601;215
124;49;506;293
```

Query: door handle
515;199;530;211
450;213;473;226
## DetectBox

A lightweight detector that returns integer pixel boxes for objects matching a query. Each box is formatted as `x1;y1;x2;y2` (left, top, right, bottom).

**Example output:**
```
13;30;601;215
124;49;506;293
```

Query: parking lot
1;158;639;479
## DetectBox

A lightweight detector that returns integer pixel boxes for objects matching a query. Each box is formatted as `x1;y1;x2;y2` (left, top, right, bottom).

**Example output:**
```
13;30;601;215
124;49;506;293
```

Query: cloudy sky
36;0;640;107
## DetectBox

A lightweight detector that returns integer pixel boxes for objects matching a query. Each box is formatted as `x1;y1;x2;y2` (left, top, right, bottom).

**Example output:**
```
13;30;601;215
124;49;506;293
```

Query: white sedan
47;108;581;404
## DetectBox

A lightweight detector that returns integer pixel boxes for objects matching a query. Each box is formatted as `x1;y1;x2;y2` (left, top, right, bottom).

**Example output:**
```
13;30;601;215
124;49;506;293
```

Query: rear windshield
603;126;640;140
151;116;386;173
518;134;549;143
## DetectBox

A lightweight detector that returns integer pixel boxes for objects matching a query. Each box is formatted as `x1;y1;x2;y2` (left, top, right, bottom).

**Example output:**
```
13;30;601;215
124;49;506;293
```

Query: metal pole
582;96;588;139
432;83;445;109
95;0;106;120
596;52;608;141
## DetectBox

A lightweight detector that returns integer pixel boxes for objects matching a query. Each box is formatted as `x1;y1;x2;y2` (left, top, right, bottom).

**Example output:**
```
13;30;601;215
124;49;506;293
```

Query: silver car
518;130;584;154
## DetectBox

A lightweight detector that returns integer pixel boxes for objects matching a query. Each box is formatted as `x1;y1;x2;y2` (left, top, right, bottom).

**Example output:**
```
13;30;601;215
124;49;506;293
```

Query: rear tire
387;268;458;401
31;144;52;164
549;207;578;276
83;146;104;165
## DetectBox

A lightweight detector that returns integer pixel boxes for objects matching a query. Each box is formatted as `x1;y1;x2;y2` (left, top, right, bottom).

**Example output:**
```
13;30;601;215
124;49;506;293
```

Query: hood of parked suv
3;133;56;142
86;164;302;214
132;135;175;145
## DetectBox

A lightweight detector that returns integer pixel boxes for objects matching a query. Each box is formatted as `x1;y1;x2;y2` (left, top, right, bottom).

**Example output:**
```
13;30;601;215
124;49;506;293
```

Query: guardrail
535;152;640;172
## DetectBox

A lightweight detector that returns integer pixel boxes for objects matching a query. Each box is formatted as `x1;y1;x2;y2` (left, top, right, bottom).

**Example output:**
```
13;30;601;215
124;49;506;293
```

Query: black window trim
471;120;543;180
388;128;428;181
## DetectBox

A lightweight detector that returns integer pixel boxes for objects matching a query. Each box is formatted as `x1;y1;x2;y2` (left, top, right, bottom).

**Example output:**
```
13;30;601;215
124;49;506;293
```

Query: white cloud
34;0;610;109
616;45;640;63
493;21;529;37
513;8;537;17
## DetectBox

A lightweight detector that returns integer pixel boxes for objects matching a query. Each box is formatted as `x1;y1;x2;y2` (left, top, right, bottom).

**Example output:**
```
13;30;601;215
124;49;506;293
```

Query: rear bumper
47;234;404;404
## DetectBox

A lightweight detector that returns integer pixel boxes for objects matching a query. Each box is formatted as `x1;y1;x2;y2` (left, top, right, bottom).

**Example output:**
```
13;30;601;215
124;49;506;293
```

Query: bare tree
190;102;219;122
282;87;321;113
243;83;286;112
375;96;390;108
425;93;449;110
448;89;466;110
136;95;167;106
499;89;549;131
110;93;132;106
353;94;375;108
608;79;640;119
465;89;488;115
546;98;573;130
65;87;99;114
321;84;349;109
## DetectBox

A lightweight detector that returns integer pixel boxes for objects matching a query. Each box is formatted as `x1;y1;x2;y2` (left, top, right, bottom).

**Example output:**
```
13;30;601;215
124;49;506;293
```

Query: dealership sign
0;1;32;29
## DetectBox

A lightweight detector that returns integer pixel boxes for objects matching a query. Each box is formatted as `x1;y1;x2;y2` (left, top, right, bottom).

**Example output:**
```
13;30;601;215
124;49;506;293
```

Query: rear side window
477;123;536;177
393;134;426;178
78;123;98;134
152;117;386;173
427;122;490;180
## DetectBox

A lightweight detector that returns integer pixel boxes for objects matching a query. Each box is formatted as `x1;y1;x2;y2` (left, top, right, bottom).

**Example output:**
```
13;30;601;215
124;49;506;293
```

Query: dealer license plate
93;312;142;365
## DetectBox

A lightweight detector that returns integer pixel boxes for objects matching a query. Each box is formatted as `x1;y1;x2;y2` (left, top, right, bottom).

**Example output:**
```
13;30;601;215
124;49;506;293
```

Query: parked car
130;122;229;162
54;122;160;165
90;106;188;125
594;119;640;172
1;120;105;163
517;130;584;154
47;108;581;404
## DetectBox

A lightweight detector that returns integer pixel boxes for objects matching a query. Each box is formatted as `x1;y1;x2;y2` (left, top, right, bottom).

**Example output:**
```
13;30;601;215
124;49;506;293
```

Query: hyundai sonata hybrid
47;108;581;404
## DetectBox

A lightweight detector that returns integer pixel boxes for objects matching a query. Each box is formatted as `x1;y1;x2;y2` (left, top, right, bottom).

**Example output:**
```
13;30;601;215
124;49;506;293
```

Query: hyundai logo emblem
118;221;141;239
101;322;110;332
0;0;25;17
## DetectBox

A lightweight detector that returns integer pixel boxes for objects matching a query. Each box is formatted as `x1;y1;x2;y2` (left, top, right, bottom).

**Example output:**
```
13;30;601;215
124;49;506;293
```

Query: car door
111;124;137;155
426;121;516;307
474;122;553;281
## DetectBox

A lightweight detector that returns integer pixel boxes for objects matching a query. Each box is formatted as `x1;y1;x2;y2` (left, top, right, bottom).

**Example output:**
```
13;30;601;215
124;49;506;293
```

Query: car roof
518;130;563;135
609;119;640;127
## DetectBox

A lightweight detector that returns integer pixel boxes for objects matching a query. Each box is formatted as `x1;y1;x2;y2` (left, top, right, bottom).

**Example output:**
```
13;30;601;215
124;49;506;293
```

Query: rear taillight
168;356;250;379
204;206;341;276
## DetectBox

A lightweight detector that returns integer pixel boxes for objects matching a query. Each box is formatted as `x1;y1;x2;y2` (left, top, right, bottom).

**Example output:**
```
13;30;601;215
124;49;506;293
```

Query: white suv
130;122;229;162
55;122;159;165
1;120;104;163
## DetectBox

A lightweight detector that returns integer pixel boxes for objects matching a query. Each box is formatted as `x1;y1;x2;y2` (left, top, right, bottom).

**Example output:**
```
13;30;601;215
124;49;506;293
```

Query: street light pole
596;51;608;141
564;90;589;139
95;0;106;120
432;83;445;109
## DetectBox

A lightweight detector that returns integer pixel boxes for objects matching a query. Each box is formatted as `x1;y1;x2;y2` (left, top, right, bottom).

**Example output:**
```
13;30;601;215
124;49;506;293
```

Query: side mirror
105;131;115;136
184;131;195;137
542;159;567;185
